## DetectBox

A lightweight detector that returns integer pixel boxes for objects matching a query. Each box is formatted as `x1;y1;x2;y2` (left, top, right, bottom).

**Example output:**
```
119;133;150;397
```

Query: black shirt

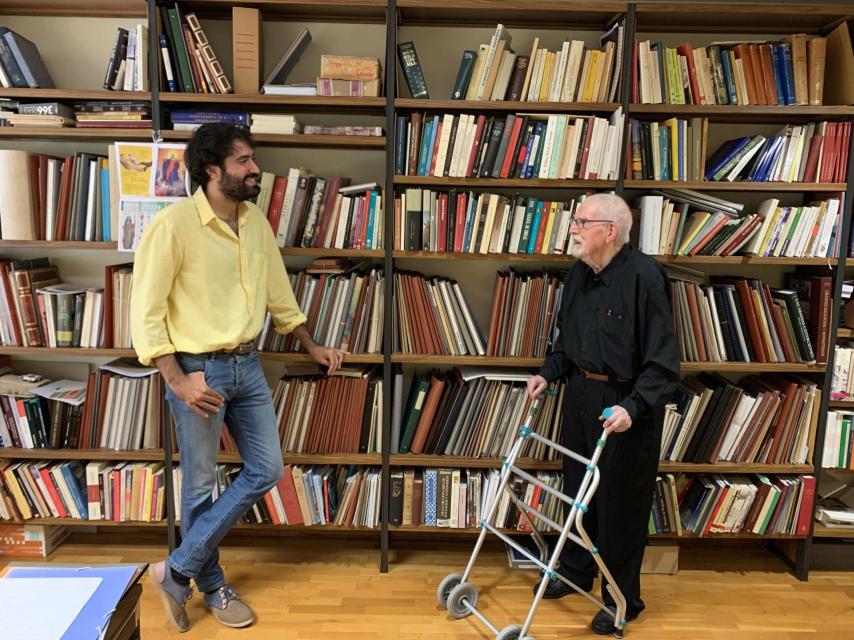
539;244;681;420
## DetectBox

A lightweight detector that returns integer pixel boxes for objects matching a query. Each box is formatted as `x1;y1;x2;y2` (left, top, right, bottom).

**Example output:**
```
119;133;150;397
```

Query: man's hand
172;371;225;418
527;375;548;400
601;405;632;434
307;344;347;375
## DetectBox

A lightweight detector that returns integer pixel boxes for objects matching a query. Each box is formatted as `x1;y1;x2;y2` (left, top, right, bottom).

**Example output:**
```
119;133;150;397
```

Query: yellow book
677;211;711;255
539;52;555;102
541;202;557;254
751;288;778;362
581;51;601;101
757;207;782;256
661;117;680;181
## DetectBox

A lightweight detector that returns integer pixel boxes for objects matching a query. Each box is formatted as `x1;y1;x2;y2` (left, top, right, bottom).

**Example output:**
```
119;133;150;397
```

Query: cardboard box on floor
641;544;678;574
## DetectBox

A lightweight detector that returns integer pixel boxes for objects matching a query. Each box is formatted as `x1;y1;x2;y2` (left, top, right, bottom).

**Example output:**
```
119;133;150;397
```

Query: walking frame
437;397;628;640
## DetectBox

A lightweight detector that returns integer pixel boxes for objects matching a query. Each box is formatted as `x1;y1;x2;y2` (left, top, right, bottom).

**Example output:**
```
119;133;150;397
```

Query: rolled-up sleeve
131;217;180;366
265;230;306;334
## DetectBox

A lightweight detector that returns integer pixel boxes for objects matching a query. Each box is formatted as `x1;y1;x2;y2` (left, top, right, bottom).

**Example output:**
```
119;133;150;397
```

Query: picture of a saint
155;147;189;197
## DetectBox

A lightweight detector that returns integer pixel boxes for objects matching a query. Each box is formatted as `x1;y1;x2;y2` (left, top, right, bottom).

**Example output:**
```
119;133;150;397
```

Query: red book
499;116;525;178
266;175;287;234
278;466;304;525
676;43;703;105
795;475;816;536
453;193;468;253
465;115;486;177
437;193;448;252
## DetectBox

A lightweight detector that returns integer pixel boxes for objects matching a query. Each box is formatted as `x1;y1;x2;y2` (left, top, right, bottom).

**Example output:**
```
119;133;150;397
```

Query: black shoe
534;574;594;599
590;600;645;635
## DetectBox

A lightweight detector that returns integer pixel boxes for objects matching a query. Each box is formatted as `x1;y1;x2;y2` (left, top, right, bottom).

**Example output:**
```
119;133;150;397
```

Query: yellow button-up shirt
131;187;307;366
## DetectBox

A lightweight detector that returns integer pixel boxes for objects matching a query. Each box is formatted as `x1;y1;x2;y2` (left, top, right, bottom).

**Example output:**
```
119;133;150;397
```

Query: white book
537;115;558;179
433;113;455;177
562;40;585;102
550;41;570;102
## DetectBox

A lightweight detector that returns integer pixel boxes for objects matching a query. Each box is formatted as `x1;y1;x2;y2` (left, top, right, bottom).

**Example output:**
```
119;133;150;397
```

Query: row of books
668;270;831;364
0;460;91;521
201;464;382;529
706;123;850;184
253;168;383;250
822;411;854;470
393;370;562;459
486;271;563;358
635;193;842;259
389;467;564;531
103;25;149;92
0;149;116;242
258;267;384;355
0;259;131;350
265;367;382;455
1;100;153;129
394;189;584;255
0;396;82;451
663;374;818;465
671;277;816;364
394;109;624;181
393;272;485;357
0;27;53;89
438;22;623;104
632;36;826;106
652;473;815;536
156;3;232;94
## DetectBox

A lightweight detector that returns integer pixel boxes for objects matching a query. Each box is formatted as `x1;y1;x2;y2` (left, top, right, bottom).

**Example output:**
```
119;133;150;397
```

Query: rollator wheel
495;624;522;640
446;581;478;619
436;573;463;607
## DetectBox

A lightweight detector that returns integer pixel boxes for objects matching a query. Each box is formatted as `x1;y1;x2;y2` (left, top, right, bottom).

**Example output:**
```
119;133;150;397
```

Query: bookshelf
1;0;853;578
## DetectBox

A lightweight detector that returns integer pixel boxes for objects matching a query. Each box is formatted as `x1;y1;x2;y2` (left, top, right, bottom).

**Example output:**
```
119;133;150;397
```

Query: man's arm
607;273;680;433
293;324;345;375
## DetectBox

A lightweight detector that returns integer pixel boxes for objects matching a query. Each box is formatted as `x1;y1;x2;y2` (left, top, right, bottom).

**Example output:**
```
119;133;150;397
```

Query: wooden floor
3;532;854;639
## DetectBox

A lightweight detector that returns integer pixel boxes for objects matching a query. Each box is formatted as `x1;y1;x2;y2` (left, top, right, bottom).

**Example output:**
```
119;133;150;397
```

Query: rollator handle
601;406;614;420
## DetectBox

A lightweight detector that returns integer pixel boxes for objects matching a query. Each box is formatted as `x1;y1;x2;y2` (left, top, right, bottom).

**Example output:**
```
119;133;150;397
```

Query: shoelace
216;585;240;609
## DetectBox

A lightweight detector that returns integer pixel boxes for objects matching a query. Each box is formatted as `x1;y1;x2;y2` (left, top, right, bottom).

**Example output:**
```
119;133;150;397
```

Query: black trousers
556;370;662;612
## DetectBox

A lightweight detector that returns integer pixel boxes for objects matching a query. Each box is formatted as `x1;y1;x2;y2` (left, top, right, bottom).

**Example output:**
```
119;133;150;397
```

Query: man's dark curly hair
184;122;255;189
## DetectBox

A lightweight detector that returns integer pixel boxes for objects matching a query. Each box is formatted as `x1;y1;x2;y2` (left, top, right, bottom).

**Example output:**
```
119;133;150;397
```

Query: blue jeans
165;350;284;592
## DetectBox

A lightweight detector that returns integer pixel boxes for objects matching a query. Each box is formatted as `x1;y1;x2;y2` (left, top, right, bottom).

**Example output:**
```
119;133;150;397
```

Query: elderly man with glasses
527;192;680;635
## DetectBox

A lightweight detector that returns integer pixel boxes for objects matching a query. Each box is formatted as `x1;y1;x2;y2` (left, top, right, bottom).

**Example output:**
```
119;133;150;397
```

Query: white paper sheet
0;577;102;639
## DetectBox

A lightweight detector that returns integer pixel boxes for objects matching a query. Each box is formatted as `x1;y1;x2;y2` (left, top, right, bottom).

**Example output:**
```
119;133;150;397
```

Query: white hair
579;193;632;245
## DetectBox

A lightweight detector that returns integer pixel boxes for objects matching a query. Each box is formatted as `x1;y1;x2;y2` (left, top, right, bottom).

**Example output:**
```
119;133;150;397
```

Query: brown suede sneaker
149;560;193;632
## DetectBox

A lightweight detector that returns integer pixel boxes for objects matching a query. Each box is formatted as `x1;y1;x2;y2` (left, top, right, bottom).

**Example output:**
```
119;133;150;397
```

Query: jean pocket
177;354;209;375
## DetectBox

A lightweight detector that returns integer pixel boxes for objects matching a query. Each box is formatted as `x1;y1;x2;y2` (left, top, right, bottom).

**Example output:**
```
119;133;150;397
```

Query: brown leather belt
211;341;256;356
578;367;631;383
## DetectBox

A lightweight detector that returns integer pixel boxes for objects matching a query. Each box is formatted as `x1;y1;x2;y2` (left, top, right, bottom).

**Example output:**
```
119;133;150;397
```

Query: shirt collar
193;186;249;229
588;243;631;287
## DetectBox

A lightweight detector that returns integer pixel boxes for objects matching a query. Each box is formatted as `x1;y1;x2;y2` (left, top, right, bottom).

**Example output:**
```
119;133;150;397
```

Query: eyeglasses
568;215;613;231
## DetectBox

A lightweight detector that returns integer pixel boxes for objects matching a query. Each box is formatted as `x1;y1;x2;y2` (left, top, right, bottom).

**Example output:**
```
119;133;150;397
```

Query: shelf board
0;240;119;250
181;0;387;23
628;103;854;122
0;347;136;358
0;1;146;17
0;127;154;141
389;456;561;470
389;525;805;539
393;250;574;263
813;523;854;539
837;328;854;340
680;362;826;373
0;88;150;101
391;355;543;367
259;352;383;364
623;180;848;192
828;401;854;409
162;129;386;150
15;517;167;528
658;462;813;474
846;259;854;267
394;176;616;188
391;355;826;373
0;449;382;466
395;99;620;113
0;241;383;258
391;251;837;266
634;3;852;34
658;256;837;266
9;518;380;533
281;247;384;258
396;1;626;29
159;93;386;114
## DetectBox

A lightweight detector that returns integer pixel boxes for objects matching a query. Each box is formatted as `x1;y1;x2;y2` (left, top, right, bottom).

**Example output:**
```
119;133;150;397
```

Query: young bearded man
131;123;344;632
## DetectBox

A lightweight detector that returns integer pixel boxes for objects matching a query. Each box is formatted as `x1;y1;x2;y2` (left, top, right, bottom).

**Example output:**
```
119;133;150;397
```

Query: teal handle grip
602;406;614;419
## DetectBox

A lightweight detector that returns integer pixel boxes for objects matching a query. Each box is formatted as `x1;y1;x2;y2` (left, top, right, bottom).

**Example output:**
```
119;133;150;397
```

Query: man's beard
569;237;583;259
219;170;261;201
